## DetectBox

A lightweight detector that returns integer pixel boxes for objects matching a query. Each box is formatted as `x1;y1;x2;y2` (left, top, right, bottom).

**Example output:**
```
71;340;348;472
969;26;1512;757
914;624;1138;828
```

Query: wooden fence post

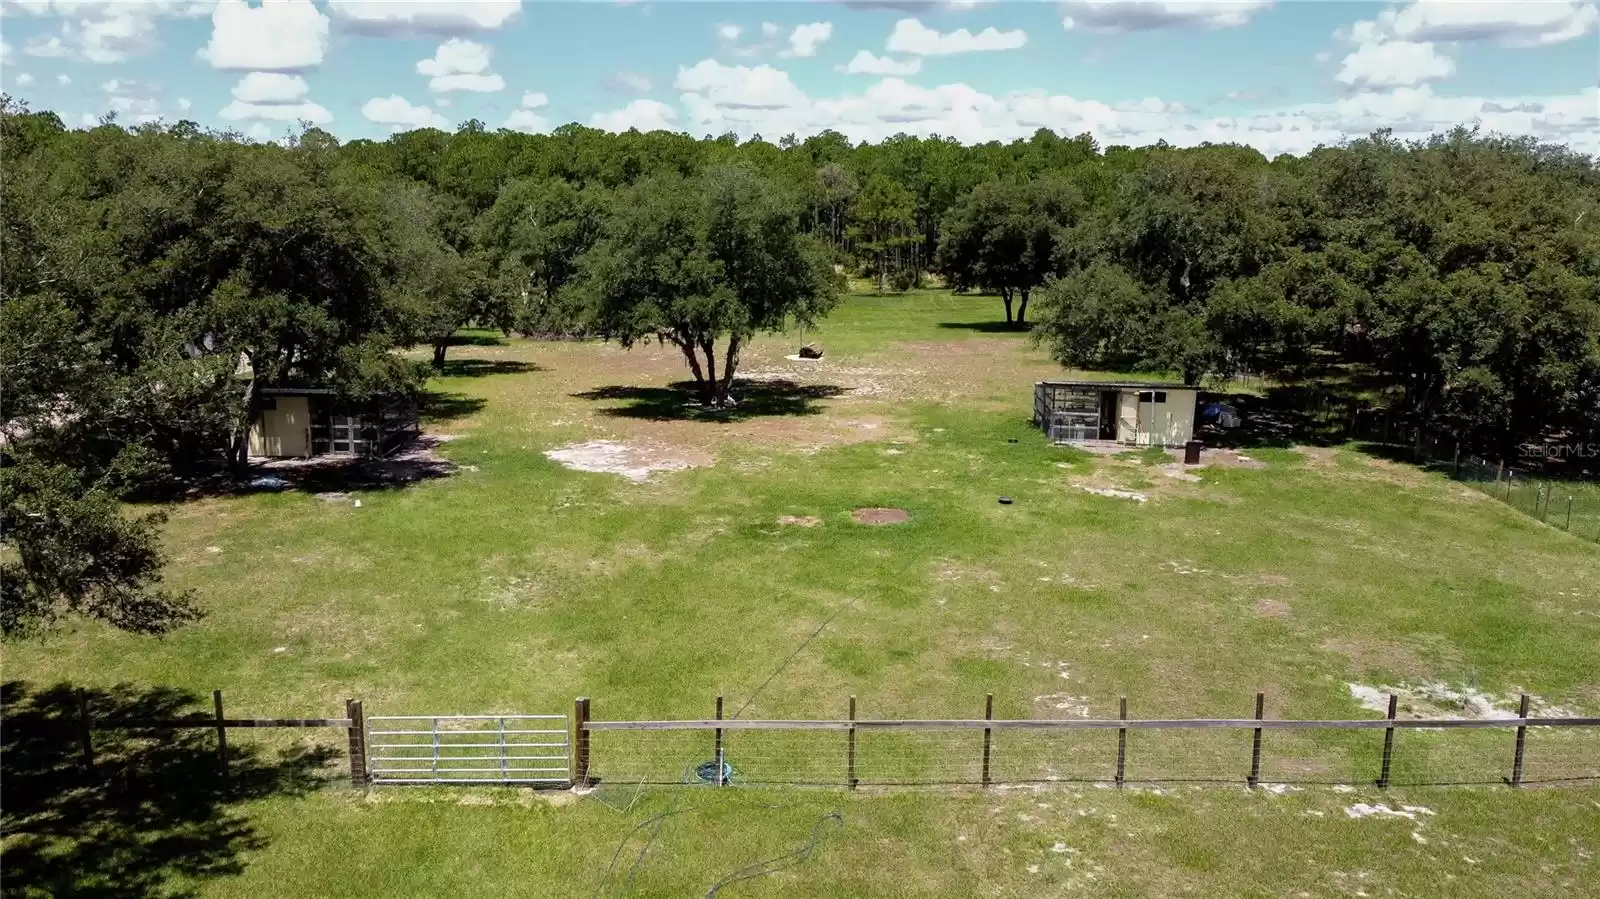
77;689;95;774
1115;697;1128;789
847;695;858;790
1508;693;1530;788
345;699;367;788
1247;692;1265;789
1452;442;1461;478
1377;694;1397;788
714;695;725;787
980;693;994;789
1495;460;1504;484
574;697;591;788
213;690;229;790
1566;495;1575;531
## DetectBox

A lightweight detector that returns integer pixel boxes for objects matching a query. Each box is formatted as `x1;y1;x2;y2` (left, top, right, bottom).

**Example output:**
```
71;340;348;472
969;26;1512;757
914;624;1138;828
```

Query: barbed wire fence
576;694;1600;793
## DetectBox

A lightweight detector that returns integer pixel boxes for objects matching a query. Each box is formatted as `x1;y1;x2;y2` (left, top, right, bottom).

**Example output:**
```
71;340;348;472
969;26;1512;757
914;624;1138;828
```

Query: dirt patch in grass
1159;464;1203;483
1254;598;1291;617
1321;637;1443;681
777;515;822;527
544;440;712;482
852;507;910;525
1201;450;1265;469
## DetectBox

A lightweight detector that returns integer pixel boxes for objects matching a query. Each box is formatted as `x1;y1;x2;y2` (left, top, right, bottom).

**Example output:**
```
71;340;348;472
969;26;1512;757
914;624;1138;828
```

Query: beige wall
1117;391;1139;443
248;396;311;458
1117;388;1198;446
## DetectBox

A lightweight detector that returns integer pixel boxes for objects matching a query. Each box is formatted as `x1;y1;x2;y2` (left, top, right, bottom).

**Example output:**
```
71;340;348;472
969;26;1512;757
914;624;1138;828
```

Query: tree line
3;96;1597;636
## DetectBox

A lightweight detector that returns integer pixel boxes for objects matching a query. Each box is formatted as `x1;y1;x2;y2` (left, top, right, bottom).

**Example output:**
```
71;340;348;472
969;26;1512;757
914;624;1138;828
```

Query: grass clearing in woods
5;291;1598;897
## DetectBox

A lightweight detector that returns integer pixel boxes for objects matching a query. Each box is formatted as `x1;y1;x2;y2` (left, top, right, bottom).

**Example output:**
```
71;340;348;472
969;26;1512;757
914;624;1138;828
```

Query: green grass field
5;291;1598;897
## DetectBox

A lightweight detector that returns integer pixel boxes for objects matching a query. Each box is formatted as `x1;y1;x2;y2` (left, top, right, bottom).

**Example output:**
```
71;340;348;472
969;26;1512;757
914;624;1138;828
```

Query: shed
248;387;418;460
1033;380;1199;447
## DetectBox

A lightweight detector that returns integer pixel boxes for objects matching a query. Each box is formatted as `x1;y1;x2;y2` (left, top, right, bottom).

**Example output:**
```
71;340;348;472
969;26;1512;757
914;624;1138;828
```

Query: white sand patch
1344;803;1435;820
1080;486;1148;503
544;440;707;482
1034;694;1092;716
1348;684;1391;714
1346;682;1573;719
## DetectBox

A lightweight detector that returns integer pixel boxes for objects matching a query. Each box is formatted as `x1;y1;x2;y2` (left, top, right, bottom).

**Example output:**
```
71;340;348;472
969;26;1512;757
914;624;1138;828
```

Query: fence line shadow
1;681;336;898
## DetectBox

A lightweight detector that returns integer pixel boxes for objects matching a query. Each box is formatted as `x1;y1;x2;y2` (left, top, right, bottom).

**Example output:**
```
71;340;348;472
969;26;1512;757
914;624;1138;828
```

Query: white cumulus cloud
1378;0;1598;47
504;90;549;132
221;72;331;124
676;59;809;111
1336;39;1455;89
8;0;212;64
416;38;505;92
886;17;1026;55
14;72;36;87
717;23;743;42
327;0;521;35
23;35;69;58
231;72;310;104
200;0;329;72
1060;1;1272;32
591;98;678;132
362;94;450;130
837;50;921;75
781;22;834;58
99;78;165;124
618;71;1600;158
220;98;332;124
56;73;71;86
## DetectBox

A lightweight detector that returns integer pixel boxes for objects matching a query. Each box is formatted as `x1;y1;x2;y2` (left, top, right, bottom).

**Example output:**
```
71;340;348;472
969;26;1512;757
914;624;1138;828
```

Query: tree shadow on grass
573;378;848;422
436;359;544;379
1196;383;1361;450
419;389;487;425
935;320;1031;334
1;681;337;898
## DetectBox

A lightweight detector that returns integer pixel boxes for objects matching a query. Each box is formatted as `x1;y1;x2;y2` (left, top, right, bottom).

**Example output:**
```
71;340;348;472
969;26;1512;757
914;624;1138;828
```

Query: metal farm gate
366;714;571;785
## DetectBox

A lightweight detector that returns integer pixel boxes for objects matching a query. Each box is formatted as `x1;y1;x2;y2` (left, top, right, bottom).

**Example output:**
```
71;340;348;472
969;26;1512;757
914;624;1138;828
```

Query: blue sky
1;1;1595;155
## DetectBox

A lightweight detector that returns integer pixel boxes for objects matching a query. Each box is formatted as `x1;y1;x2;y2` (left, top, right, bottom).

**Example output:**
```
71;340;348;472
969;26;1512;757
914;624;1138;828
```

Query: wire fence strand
583;715;1599;790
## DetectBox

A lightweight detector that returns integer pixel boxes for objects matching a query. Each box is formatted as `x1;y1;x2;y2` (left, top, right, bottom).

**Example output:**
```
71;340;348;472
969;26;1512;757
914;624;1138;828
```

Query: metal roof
1037;380;1196;391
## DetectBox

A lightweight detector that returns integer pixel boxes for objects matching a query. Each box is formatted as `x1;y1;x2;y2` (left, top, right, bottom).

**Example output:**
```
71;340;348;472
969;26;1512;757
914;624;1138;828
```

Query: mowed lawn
5;291;1598;897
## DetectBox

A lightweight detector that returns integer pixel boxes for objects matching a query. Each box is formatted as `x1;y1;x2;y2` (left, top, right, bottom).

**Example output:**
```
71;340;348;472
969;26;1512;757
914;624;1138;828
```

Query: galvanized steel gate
366;714;571;785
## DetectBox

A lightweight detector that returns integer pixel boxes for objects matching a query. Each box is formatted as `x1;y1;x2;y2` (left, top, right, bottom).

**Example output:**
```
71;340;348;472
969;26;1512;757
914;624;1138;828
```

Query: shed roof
1038;380;1196;392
